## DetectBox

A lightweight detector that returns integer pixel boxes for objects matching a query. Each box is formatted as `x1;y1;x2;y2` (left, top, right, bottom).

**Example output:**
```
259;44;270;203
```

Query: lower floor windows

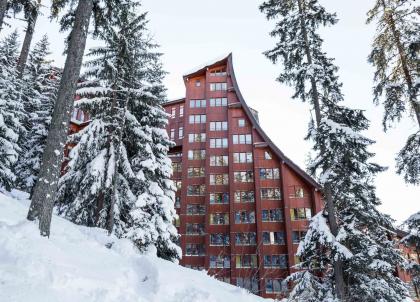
185;244;205;256
186;204;205;215
265;279;287;293
210;213;229;225
234;190;255;203
292;230;307;244
210;255;230;268
264;255;287;268
235;210;255;224
209;192;229;204
186;223;205;235
237;277;259;294
260;188;281;200
210;233;230;246
263;231;285;245
235;232;257;245
235;254;257;268
187;184;205;196
262;209;283;222
290;207;312;220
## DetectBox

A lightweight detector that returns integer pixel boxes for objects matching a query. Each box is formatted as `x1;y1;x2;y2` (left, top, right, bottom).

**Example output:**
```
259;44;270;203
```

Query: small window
264;151;272;160
195;79;201;87
178;127;183;139
170;129;175;140
171;107;176;118
179;105;184;117
238;119;245;127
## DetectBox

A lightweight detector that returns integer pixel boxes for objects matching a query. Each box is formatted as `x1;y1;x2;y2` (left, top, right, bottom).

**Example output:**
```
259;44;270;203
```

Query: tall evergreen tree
367;0;419;185
15;35;61;194
260;0;409;301
56;7;180;261
27;0;132;237
0;31;24;191
402;211;420;289
0;0;23;31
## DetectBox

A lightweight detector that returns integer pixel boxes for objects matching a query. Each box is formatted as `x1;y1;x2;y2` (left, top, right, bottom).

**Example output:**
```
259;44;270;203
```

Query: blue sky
4;0;418;223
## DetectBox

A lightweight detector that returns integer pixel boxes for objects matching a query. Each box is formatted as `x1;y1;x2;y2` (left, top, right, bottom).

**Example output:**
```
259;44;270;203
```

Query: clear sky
4;0;418;223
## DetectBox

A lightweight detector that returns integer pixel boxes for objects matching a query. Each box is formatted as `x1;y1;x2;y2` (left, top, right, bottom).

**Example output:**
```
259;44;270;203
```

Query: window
210;138;228;148
189;114;206;124
238;119;245;127
209;174;229;185
187;167;205;178
174;216;180;227
292;230;307;244
209;192;229;204
178;127;184;139
259;168;280;180
260;188;282;200
71;108;78;120
210;82;227;91
264;255;287;268
235;211;255;224
210;213;229;225
290;186;305;198
236;255;257;268
210;233;230;246
195;79;201;87
265;279;286;293
262;231;285;245
210;255;230;268
169;152;182;158
185;244;205;256
186;223;205;235
186;204;205;215
170;129;175;140
235;232;256;245
179;105;184;117
232;134;252;144
234;171;254;183
171;107;176;118
262;209;283;222
171;162;182;173
233;152;253;163
189;99;206;108
174;180;182;190
209;121;228;131
210;155;228;166
210;68;226;77
290;208;312;220
209;97;228;107
188;149;205;160
237;277;259;294
264;151;272;160
187;185;205;196
234;191;255;203
188;133;206;143
175;196;181;208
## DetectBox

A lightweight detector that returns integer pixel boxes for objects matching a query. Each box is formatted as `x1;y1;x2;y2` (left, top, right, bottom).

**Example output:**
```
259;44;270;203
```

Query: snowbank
0;191;269;302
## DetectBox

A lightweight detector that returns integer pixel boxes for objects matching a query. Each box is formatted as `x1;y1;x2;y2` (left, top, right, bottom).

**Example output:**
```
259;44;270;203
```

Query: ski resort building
163;54;324;299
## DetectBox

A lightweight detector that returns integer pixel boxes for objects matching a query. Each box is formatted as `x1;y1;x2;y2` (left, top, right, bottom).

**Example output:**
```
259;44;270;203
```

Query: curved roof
178;53;321;189
225;54;321;189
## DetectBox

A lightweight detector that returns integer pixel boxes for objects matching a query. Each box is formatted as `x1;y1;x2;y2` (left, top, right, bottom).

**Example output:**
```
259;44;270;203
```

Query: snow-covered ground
0;191;270;302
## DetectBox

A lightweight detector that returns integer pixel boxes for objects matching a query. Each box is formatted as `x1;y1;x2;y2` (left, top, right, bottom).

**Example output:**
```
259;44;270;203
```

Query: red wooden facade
163;54;323;299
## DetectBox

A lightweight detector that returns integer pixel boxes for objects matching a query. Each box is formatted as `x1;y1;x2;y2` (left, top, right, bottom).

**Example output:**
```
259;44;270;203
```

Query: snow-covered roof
183;53;231;77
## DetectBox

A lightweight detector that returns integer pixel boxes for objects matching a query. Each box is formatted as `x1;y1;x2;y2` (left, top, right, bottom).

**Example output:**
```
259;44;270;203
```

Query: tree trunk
27;0;94;238
17;3;39;78
0;0;7;32
297;0;346;299
380;0;420;129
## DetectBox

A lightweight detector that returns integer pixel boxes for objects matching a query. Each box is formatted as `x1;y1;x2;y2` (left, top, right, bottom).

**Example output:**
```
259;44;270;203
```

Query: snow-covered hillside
0;192;269;302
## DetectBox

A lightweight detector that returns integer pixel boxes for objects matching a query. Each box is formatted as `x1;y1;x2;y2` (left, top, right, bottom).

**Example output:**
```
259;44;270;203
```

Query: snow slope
0;191;269;302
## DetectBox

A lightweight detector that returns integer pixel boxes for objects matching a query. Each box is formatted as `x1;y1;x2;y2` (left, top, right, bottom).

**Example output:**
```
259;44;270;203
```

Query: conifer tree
0;31;24;191
402;211;420;288
0;0;23;31
367;0;419;185
15;35;61;194
56;6;180;261
260;0;409;300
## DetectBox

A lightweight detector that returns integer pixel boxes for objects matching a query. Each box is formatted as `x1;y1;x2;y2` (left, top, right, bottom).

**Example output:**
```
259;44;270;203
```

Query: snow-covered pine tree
56;6;180;261
402;212;420;289
15;35;61;194
0;31;24;191
367;0;420;185
260;0;409;301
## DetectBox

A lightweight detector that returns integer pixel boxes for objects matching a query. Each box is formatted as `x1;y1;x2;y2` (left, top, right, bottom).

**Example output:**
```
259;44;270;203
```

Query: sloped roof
226;54;321;189
183;53;231;79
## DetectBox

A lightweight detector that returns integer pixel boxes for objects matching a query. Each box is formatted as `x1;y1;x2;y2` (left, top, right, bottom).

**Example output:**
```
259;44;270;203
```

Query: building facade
163;54;323;299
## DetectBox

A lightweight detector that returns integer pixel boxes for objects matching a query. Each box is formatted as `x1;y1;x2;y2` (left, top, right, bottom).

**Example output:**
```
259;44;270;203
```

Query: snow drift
0;191;269;302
